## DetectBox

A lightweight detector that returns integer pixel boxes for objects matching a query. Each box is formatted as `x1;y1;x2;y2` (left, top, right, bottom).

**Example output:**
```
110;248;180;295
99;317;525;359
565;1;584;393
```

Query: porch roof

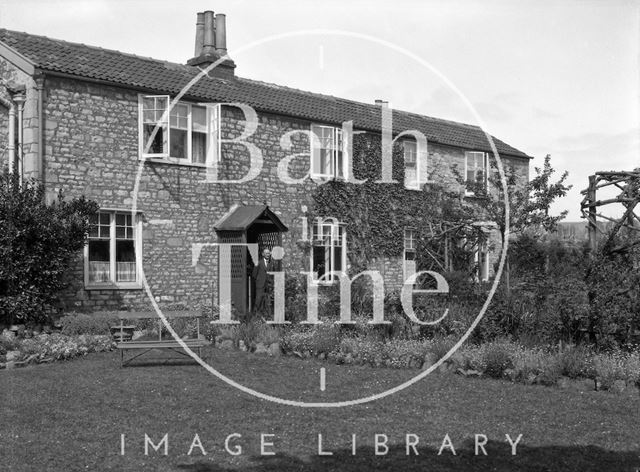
214;205;288;232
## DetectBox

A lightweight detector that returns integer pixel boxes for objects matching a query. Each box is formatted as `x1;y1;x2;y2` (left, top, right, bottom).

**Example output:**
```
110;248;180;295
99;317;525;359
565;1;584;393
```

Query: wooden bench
112;311;211;367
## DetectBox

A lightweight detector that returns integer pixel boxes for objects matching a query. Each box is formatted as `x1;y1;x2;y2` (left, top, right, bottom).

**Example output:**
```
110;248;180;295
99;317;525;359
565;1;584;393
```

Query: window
85;211;141;288
403;228;417;281
139;95;219;164
310;125;345;179
465;151;488;194
476;240;490;282
403;140;419;189
311;220;346;283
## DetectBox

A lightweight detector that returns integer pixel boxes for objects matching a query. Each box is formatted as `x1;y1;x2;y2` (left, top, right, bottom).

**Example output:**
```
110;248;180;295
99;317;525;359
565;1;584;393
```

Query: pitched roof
214;205;288;232
0;28;531;159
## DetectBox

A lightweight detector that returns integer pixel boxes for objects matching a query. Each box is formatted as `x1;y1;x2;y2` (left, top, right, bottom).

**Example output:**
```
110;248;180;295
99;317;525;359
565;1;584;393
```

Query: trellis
580;170;640;254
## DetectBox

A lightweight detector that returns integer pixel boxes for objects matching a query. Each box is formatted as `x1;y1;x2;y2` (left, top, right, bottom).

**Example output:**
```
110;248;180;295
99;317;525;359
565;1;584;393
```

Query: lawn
1;347;639;471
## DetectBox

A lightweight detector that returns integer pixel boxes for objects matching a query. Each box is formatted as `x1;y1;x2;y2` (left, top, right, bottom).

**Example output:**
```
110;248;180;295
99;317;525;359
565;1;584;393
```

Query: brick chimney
188;10;236;78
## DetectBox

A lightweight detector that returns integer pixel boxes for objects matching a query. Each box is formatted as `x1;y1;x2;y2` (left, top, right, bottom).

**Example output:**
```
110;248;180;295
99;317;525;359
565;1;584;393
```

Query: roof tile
0;28;531;159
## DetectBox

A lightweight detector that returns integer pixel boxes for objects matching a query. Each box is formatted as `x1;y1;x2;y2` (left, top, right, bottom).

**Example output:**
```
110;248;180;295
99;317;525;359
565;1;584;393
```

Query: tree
466;154;572;293
0;172;98;325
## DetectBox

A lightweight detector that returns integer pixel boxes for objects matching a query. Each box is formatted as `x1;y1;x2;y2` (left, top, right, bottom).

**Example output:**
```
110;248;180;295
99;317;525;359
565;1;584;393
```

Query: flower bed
0;332;115;368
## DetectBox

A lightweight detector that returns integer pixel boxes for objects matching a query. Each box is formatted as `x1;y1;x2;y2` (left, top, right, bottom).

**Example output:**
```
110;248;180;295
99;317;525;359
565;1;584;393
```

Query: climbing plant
310;132;483;275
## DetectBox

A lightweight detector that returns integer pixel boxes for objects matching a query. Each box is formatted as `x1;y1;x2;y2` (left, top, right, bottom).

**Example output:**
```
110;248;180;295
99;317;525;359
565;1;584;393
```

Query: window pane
192;106;207;132
333;245;342;272
319;149;332;175
313;246;326;278
88;240;110;283
170;128;188;159
170;103;189;129
116;240;136;282
336;151;344;178
143;124;167;154
192;131;207;164
404;141;417;164
466;169;475;183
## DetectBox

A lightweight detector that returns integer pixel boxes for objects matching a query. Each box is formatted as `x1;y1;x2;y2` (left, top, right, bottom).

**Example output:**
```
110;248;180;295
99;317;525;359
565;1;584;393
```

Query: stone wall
0;58;40;179
0;67;530;314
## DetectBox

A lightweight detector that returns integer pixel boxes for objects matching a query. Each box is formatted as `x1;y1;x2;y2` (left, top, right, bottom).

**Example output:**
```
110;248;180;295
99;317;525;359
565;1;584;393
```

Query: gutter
35;74;44;183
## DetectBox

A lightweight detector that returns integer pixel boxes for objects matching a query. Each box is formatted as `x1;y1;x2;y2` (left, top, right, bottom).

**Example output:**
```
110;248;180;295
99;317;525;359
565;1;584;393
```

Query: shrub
510;347;547;383
0;333;20;355
482;340;515;378
281;329;315;354
308;325;342;355
238;319;262;348
59;312;120;336
255;323;281;345
593;353;626;390
536;357;563;386
383;340;430;368
557;344;592;379
0;172;98;325
429;336;458;361
623;352;640;386
216;326;240;343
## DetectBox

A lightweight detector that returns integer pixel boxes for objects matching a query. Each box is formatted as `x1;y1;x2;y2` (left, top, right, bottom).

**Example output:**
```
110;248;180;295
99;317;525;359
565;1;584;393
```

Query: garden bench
112;311;210;367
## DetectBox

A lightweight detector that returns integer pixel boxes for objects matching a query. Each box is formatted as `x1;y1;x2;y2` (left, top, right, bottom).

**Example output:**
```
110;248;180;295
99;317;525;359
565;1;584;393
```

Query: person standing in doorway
252;248;274;319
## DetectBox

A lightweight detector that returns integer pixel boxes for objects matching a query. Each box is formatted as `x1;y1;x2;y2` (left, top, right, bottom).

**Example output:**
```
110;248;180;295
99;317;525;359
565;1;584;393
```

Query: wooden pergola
580;170;640;254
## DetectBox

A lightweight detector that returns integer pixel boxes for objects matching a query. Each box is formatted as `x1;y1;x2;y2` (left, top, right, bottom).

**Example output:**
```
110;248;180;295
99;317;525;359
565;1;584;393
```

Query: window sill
84;282;143;291
140;157;209;168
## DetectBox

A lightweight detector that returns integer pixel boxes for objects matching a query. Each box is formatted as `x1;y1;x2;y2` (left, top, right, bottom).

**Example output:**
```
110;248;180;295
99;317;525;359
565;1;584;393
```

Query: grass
1;347;639;471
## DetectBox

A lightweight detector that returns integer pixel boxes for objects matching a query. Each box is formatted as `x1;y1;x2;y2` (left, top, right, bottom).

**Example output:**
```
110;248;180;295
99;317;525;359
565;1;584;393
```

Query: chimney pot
375;99;389;107
202;10;216;55
215;14;227;55
194;12;205;57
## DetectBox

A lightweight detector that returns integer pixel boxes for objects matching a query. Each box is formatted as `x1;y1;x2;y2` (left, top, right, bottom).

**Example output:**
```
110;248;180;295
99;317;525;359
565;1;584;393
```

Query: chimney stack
187;11;236;78
375;99;389;107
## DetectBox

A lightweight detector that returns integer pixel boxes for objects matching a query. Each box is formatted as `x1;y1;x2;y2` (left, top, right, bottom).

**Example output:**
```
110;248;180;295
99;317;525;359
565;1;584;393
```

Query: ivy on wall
310;132;482;274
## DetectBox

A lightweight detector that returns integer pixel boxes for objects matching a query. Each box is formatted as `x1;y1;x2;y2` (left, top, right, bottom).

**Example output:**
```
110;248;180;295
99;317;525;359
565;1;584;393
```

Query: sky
0;0;637;221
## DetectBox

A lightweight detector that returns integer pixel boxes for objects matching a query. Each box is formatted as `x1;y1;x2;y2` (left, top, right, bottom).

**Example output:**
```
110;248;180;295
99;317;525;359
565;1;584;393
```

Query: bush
593;353;626;390
482;340;515;378
308;325;342;355
0;172;98;325
255;323;281;345
428;336;458;361
510;347;547;383
0;333;20;355
557;344;592;379
59;312;120;336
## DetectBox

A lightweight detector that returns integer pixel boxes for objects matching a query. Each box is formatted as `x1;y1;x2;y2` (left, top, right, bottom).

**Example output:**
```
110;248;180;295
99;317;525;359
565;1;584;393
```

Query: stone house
0;11;531;315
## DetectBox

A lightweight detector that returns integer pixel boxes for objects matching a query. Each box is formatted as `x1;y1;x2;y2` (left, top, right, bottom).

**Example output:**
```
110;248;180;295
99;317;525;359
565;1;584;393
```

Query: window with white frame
86;211;141;288
403;140;419;189
465;151;488;194
139;95;219;164
310;124;345;179
311;220;346;283
403;228;417;282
